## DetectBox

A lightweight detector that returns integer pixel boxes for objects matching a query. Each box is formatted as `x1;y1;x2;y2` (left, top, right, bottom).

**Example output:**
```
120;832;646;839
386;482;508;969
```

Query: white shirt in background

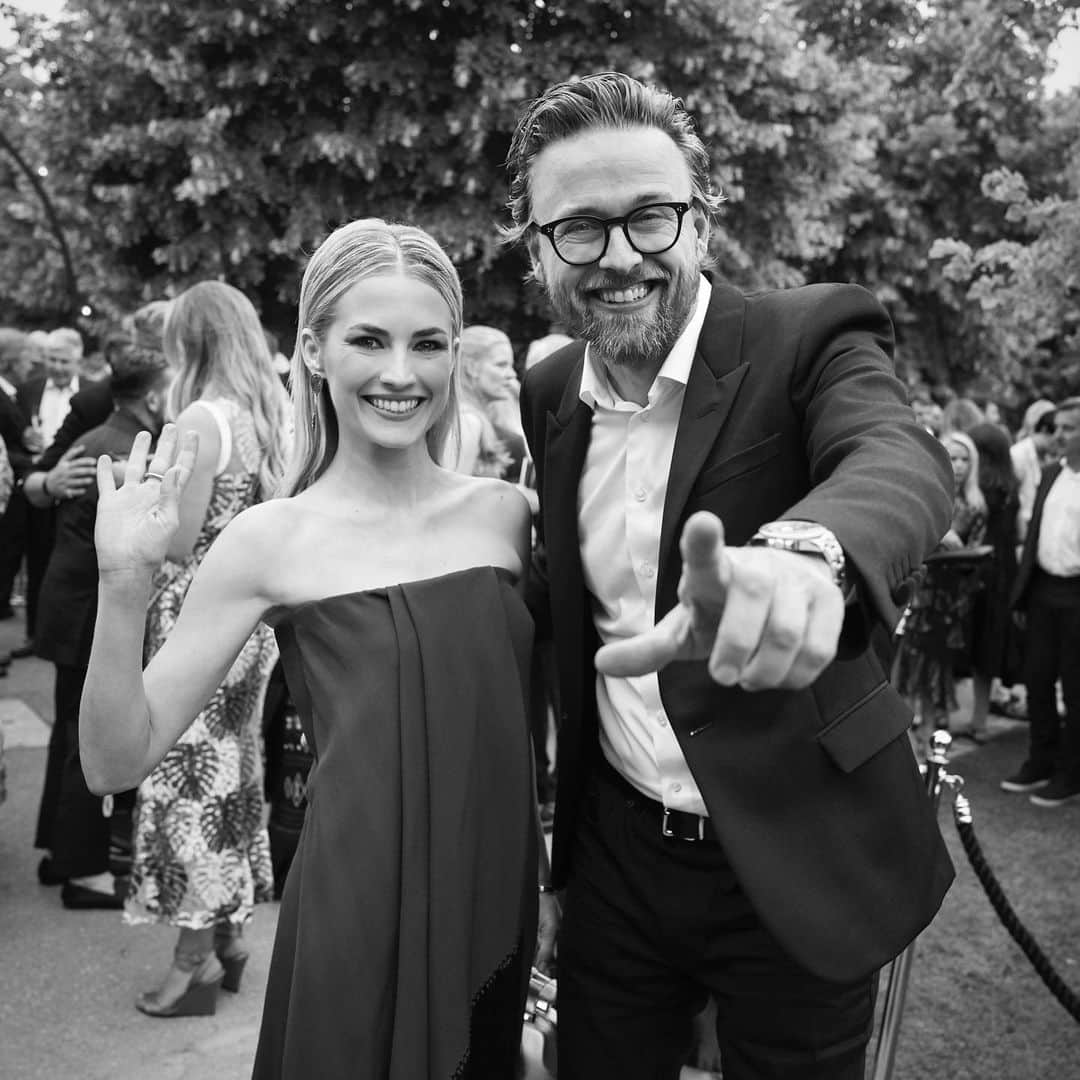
1036;465;1080;577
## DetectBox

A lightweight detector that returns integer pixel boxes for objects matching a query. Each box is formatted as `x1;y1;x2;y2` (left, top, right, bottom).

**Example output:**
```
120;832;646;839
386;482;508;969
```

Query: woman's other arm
165;401;221;561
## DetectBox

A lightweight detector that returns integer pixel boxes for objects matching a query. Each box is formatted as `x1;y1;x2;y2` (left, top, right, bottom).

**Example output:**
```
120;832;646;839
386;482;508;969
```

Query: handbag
519;968;557;1079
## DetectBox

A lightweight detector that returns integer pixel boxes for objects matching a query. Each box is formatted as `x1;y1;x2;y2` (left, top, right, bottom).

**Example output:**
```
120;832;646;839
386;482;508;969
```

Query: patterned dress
126;398;276;930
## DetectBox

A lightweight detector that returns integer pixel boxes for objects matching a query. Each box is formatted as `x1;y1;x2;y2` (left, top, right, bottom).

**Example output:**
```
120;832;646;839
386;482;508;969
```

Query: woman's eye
348;336;380;349
415;339;447;352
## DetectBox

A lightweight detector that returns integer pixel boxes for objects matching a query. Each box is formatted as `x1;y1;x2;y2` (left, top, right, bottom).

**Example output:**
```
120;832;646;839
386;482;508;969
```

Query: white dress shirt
578;276;712;815
1036;465;1080;577
36;376;78;447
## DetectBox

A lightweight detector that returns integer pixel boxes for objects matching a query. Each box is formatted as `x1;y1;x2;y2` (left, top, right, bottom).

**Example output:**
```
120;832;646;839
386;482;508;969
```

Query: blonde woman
81;220;556;1075
123;281;290;1016
941;430;987;549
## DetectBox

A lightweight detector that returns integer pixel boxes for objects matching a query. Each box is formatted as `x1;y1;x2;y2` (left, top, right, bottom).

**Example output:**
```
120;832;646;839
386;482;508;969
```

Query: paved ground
2;600;1072;1079
0;607;274;1080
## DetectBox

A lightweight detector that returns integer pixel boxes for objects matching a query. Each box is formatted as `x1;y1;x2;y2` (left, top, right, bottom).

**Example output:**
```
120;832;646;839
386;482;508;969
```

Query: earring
309;370;324;432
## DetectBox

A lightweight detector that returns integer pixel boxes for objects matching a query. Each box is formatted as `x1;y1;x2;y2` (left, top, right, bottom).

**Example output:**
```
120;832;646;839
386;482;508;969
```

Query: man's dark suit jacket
0;384;33;477
33;378;114;470
521;280;955;983
1010;462;1064;609
35;408;140;669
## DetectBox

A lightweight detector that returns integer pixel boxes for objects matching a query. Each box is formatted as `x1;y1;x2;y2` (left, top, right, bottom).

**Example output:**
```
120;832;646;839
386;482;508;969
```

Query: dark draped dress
254;566;537;1079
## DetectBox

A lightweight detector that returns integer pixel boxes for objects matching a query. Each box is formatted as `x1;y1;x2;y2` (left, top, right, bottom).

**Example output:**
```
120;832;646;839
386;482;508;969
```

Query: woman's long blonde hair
279;218;463;497
164;281;290;501
943;431;986;515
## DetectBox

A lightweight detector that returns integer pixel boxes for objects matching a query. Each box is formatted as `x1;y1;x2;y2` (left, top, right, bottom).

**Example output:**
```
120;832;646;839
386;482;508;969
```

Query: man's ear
298;327;324;375
692;208;710;256
525;234;546;287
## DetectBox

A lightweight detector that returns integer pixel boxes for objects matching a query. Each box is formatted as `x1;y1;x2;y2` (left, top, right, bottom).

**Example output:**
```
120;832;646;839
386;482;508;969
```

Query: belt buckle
661;807;705;842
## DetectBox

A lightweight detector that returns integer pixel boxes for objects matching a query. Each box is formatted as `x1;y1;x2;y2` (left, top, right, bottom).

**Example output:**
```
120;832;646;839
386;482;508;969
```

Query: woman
81;219;557;1077
956;422;1020;741
454;324;525;480
941;430;987;548
122;282;290;1016
895;431;990;736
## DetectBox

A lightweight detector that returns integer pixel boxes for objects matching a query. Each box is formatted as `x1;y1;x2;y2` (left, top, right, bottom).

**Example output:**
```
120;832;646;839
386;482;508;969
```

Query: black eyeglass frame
532;201;693;266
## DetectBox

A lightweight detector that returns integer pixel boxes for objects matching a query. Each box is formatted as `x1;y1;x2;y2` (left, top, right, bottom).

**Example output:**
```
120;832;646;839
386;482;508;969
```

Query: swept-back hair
164;281;290;501
280;218;463;497
503;70;724;243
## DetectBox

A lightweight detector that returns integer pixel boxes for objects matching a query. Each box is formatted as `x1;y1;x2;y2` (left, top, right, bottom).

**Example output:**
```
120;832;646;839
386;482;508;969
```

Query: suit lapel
543;353;592;606
657;285;749;609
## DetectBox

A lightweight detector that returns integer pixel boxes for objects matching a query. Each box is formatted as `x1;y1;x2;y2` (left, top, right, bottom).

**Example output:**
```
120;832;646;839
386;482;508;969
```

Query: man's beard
545;263;700;376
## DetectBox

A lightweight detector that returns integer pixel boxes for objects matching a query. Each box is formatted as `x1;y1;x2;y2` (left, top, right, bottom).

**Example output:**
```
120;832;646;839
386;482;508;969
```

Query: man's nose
597;225;643;273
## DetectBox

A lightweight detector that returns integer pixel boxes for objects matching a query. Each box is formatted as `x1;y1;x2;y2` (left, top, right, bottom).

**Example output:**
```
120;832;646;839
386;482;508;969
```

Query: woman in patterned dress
124;281;291;1016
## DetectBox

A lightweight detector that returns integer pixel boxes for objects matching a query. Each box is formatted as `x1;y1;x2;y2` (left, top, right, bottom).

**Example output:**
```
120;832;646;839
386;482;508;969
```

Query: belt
596;758;713;843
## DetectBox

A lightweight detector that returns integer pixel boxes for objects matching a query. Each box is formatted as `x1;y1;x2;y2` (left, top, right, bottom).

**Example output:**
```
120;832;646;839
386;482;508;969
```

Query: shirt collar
45;375;78;393
0;374;15;397
579;275;712;410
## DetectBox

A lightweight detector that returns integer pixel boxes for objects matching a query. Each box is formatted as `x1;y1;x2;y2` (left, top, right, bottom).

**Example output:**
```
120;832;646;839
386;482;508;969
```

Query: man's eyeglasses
533;202;691;266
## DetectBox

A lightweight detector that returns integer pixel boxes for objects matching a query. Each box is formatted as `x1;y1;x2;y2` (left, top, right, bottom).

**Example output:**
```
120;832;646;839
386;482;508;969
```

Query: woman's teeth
368;397;422;414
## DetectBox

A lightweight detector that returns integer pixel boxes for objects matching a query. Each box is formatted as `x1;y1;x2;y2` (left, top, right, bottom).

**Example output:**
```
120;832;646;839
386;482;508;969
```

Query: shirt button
640;564;655;578
672;783;682;793
634;488;647;501
658;716;668;727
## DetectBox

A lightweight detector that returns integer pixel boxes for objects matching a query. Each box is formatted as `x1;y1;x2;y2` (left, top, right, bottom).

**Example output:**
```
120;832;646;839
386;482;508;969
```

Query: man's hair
45;326;83;355
503;71;724;243
1054;396;1080;418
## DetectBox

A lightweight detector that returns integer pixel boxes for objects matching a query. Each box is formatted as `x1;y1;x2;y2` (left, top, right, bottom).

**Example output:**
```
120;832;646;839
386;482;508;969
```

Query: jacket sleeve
775;285;953;630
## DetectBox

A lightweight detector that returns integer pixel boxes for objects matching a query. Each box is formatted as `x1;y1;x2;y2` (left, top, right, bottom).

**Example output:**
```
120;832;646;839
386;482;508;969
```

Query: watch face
761;520;824;541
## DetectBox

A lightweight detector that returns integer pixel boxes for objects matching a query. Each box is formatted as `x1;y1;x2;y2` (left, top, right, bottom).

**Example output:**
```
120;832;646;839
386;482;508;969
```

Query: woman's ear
299;327;322;374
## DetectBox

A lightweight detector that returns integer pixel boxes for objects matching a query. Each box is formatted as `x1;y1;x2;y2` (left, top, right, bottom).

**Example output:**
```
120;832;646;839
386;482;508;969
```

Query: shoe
1029;776;1080;808
217;949;249;993
136;953;224;1017
10;640;35;659
37;856;66;886
61;880;124;910
1000;762;1054;793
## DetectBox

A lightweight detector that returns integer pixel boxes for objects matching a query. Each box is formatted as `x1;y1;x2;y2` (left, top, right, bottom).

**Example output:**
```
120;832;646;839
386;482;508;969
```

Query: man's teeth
369;398;421;414
598;283;650;303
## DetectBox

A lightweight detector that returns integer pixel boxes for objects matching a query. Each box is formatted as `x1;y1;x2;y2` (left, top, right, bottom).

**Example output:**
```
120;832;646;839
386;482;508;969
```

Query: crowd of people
0;69;1075;1080
898;390;1080;809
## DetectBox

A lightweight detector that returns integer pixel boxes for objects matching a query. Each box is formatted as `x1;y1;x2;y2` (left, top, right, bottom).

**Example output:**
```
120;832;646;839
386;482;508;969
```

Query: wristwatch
748;520;847;592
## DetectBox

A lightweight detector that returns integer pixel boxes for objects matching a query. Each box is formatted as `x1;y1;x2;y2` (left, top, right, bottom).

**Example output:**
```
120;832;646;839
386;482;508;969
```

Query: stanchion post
870;731;953;1080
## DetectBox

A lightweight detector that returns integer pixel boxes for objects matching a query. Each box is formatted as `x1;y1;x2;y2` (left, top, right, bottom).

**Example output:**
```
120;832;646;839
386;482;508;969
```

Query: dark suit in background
522;281;955;1077
0;381;32;614
34;406;135;876
1009;462;1080;786
11;377;113;640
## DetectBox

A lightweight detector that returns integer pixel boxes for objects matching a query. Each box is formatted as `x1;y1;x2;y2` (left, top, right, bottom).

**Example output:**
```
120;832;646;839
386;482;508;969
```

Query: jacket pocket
815;681;913;773
693;432;783;494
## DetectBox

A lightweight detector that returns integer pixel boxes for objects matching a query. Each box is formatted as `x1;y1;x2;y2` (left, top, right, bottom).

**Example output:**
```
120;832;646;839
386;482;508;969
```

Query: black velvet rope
953;798;1080;1023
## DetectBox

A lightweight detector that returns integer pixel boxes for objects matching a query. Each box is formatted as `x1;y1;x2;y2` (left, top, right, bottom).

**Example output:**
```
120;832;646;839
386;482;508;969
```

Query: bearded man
511;72;956;1080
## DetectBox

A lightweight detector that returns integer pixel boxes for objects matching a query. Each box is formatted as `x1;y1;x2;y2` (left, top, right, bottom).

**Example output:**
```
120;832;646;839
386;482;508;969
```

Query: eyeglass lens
551;204;683;263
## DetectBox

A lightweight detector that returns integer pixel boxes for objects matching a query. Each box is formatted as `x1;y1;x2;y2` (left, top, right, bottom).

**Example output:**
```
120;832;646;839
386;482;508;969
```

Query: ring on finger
145;471;165;482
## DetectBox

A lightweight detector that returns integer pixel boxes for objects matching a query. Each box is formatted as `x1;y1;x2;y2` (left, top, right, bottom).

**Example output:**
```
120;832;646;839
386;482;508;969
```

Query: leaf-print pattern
125;399;276;931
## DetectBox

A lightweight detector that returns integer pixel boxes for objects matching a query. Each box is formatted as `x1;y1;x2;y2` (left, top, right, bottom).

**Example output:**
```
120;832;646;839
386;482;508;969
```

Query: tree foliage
0;0;1077;403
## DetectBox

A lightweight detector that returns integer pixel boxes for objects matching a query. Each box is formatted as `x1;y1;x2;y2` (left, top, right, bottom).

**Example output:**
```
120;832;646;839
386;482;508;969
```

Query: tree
0;0;891;350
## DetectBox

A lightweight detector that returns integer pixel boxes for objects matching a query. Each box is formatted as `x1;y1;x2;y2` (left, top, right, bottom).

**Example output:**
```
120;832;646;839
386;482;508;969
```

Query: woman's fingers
145;423;179;482
122;430;153;487
96;453;117;496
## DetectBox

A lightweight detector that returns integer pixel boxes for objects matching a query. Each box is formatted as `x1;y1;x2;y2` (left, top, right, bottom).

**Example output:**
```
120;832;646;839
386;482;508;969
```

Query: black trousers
1023;574;1080;780
22;504;55;639
0;485;27;610
557;762;877;1080
40;664;111;878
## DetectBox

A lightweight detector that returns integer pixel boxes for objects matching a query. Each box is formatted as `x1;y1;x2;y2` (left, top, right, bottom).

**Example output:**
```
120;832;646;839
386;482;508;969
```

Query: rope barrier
951;789;1080;1023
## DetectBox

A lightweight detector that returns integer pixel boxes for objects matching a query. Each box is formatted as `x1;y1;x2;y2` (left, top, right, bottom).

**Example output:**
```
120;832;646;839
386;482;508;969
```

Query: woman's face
474;340;518;402
303;272;454;455
947;440;971;487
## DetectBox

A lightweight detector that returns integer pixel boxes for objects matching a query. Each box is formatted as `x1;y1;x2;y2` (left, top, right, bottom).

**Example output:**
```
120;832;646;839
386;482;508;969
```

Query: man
1002;397;1080;807
32;333;170;907
10;327;85;656
510;73;955;1080
0;328;33;634
1010;399;1058;544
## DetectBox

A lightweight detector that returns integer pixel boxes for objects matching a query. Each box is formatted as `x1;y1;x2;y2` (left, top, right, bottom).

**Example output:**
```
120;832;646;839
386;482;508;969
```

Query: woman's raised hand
95;425;199;576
